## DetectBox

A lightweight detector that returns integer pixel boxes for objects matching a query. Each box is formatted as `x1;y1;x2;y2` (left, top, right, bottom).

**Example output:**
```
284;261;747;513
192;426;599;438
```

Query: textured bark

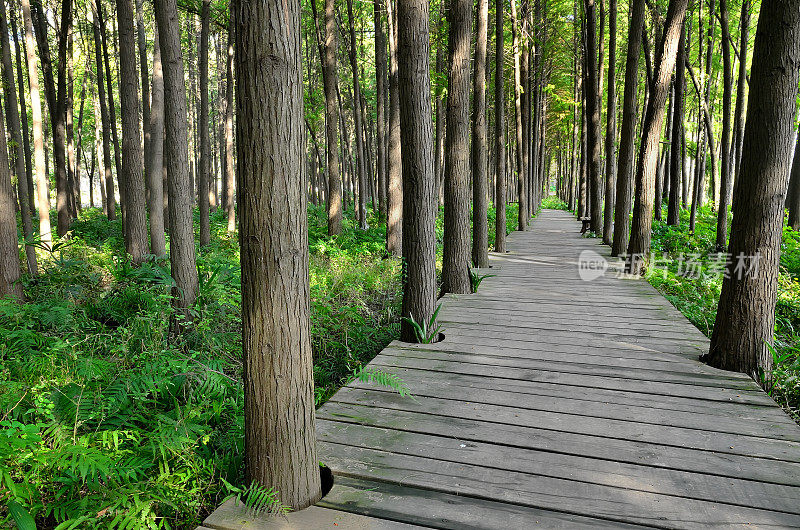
626;0;688;270
98;1;123;222
397;0;436;342
225;12;236;233
236;0;322;508
602;0;617;245
705;0;800;377
471;0;489;268
198;0;211;247
20;0;51;244
345;0;368;229
386;0;402;256
147;31;166;258
117;0;149;264
433;5;446;206
716;0;733;251
787;133;800;230
441;0;472;294
667;25;685;226
494;0;506;253
611;0;644;256
0;0;36;274
9;14;34;215
584;0;602;235
510;0;527;230
91;0;115;221
732;0;750;183
374;0;387;218
154;0;199;312
136;0;150;193
0;101;22;299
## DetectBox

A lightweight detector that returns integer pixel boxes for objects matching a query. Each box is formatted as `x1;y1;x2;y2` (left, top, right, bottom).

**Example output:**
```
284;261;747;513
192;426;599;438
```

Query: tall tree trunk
510;0;527;230
66;31;75;217
374;0;388;218
667;25;685;226
471;0;489;268
386;0;402;255
20;0;51;245
136;0;150;194
602;0;617;245
0;0;36;274
787;132;800;230
322;0;342;235
584;0;602;234
117;0;149;264
397;0;436;342
704;0;800;377
147;30;166;258
494;0;506;253
9;13;34;215
236;0;322;509
225;9;236;233
92;0;116;221
626;0;689;271
442;0;472;294
611;0;644;256
434;5;446;206
98;0;124;225
732;0;750;185
198;0;211;247
345;0;368;229
154;0;199;313
0;100;22;299
715;0;733;250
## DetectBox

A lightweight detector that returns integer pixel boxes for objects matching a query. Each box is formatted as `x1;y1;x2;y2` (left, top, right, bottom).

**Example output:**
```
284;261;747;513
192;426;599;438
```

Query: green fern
402;303;443;344
352;366;411;397
467;263;496;293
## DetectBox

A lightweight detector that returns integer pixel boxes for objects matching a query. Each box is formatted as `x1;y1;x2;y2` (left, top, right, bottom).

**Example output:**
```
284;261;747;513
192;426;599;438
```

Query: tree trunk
704;0;800;377
494;0;506;253
787;133;800;230
147;29;167;258
98;1;124;224
0;100;22;299
236;0;322;509
20;0;51;245
198;0;211;247
441;0;472;294
611;0;644;256
92;0;116;221
374;0;388;218
320;0;342;235
397;0;436;342
154;0;199;313
471;0;489;268
584;0;602;235
0;0;36;274
602;0;617;245
345;0;368;229
732;0;750;185
225;9;236;233
117;0;149;264
434;5;446;206
626;0;689;271
386;0;402;256
9;13;34;215
136;0;150;197
667;25;685;226
716;0;733;251
510;0;527;230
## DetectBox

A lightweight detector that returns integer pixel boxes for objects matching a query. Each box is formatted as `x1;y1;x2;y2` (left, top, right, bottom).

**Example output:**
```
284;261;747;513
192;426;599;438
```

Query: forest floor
0;202;519;528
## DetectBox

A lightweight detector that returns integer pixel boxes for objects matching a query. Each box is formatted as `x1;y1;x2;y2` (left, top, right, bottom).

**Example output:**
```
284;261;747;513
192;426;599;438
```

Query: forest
0;0;799;526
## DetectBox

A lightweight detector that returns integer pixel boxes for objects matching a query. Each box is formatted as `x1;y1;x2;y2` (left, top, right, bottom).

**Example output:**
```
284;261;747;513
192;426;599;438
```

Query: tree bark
98;1;124;224
510;0;527;230
667;25;685;226
198;0;211;247
732;0;750;185
716;0;733;251
442;0;472;294
374;0;388;218
584;0;602;235
704;0;800;378
0;99;22;299
386;0;402;256
0;0;36;274
626;0;688;271
787;132;800;230
225;9;236;233
345;0;368;229
471;0;489;268
9;13;34;215
91;0;116;221
602;0;617;245
20;0;51;245
236;0;322;508
611;0;645;256
494;0;506;253
117;0;149;264
147;30;167;258
154;0;199;313
136;0;150;196
397;0;436;341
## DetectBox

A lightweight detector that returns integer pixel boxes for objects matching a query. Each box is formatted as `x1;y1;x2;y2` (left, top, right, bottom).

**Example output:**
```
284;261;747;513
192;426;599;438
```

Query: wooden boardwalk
203;209;800;529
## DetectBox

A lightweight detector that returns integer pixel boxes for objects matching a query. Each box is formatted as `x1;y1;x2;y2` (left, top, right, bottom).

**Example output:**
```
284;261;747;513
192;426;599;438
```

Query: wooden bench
579;217;591;234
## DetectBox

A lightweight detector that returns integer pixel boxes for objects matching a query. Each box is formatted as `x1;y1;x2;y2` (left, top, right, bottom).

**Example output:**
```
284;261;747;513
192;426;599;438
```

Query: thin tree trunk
147;29;166;257
602;0;617;245
375;0;388;218
136;0;150;197
386;0;402;256
787;132;800;230
225;9;236;233
397;0;436;342
732;0;750;185
434;5;446;206
345;0;368;229
98;0;124;224
322;0;342;235
705;0;800;377
716;0;733;250
667;25;685;226
9;13;34;215
154;0;199;313
0;100;22;298
92;0;116;221
584;0;602;234
626;0;689;270
494;0;506;253
510;0;527;230
198;0;211;247
471;0;489;268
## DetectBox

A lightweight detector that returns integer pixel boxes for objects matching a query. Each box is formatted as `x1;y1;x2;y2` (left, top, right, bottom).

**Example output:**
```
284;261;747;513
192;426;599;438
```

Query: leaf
7;501;37;530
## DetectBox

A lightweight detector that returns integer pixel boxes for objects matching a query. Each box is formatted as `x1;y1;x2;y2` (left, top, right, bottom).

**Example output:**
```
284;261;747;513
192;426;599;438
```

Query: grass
0;201;520;528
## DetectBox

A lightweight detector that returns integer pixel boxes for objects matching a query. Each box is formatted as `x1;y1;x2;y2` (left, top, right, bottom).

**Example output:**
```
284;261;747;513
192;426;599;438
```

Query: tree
117;0;149;264
374;0;387;218
667;25;685;226
9;13;34;216
787;133;800;230
345;0;368;229
91;0;115;221
602;0;617;246
715;0;733;251
236;0;322;508
397;0;436;341
198;0;211;247
510;0;527;230
610;0;644;256
471;0;489;268
625;0;689;271
154;0;199;313
584;0;602;235
494;0;506;253
224;10;236;233
147;30;166;258
322;0;342;235
386;0;402;256
20;0;51;245
442;0;472;294
704;0;800;376
0;87;23;299
0;0;36;274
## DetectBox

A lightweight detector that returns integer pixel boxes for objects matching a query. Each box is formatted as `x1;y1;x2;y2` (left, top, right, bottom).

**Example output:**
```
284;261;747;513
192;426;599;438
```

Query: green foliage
402;304;443;344
468;264;496;293
540;195;570;210
351;367;411;397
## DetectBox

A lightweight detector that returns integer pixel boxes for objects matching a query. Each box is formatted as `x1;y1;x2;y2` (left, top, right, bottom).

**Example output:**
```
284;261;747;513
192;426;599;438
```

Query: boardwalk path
204;209;800;529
